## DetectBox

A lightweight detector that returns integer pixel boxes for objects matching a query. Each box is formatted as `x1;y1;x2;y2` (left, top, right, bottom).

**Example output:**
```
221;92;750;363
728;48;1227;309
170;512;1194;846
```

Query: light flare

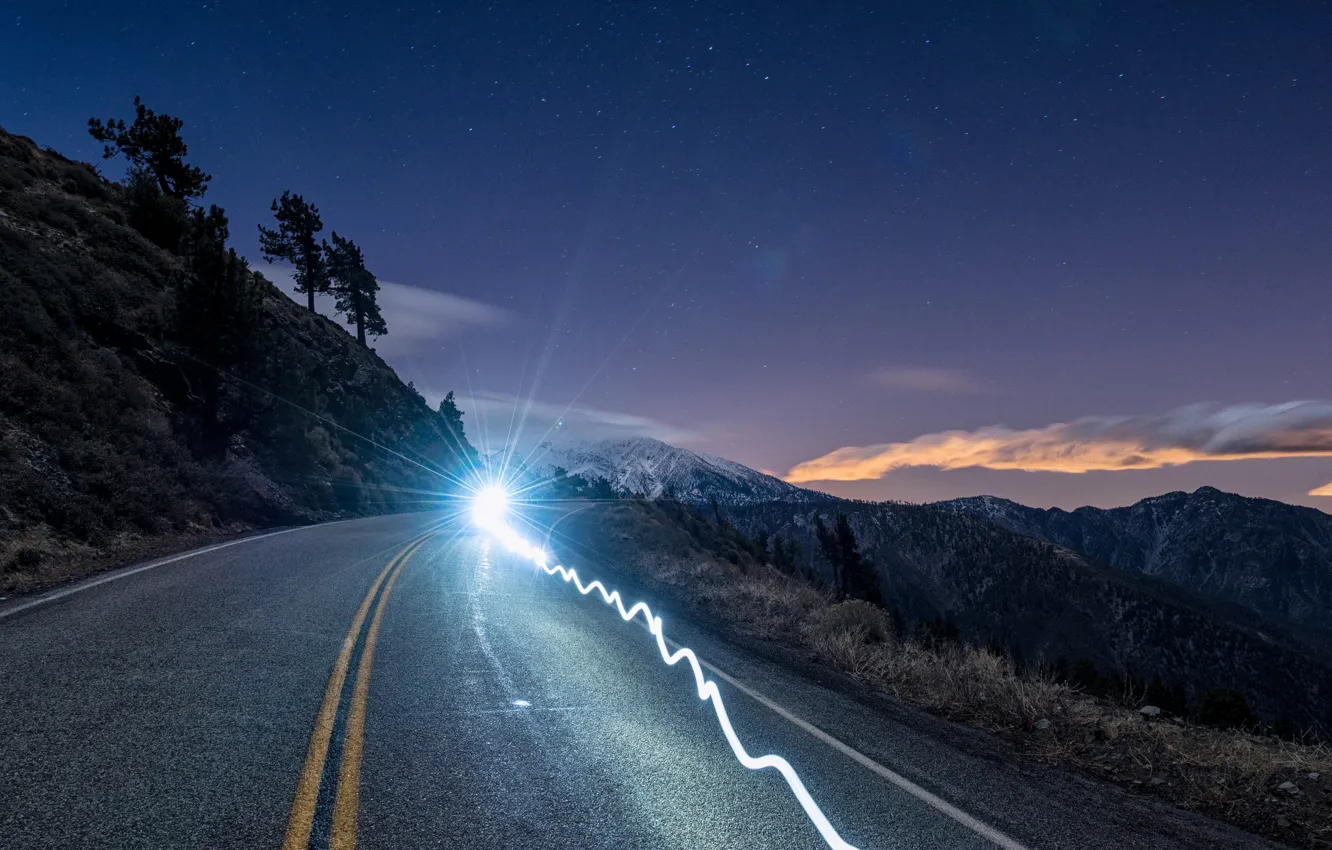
472;485;511;525
470;501;859;850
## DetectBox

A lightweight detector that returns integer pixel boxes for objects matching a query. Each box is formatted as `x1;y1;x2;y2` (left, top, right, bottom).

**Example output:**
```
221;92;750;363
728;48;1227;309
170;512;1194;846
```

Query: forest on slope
0;117;477;592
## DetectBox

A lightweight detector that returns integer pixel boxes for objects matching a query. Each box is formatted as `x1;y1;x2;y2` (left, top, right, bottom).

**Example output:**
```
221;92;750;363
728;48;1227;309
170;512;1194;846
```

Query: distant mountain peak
523;435;827;506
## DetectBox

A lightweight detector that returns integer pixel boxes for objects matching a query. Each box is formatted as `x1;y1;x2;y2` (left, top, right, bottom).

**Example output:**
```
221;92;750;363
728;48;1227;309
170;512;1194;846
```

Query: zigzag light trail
470;487;860;850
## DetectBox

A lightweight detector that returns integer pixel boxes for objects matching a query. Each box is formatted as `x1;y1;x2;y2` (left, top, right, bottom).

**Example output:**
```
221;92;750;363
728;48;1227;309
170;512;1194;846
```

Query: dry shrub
635;550;825;639
875;642;1074;732
698;575;823;638
598;505;1332;848
805;598;893;643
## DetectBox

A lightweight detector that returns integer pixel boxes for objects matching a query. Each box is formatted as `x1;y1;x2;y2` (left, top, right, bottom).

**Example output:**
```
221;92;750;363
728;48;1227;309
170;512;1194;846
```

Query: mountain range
730;497;1332;729
523;436;1332;727
935;488;1332;636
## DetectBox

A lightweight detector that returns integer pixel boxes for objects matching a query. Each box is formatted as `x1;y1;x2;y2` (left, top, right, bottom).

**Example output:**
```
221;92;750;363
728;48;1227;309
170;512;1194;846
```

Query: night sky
4;1;1331;508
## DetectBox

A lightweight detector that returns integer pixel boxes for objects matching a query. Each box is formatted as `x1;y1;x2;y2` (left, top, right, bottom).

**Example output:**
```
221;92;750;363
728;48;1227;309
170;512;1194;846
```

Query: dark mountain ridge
533;437;1332;724
730;499;1332;731
935;487;1332;633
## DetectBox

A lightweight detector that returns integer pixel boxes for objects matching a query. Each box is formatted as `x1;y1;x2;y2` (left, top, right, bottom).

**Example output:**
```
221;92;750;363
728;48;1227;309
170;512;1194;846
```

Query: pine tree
175;204;262;457
258;191;327;312
813;513;841;589
771;536;790;573
710;496;730;528
325;232;388;344
88;97;210;200
437;391;469;453
755;529;770;564
835;511;884;605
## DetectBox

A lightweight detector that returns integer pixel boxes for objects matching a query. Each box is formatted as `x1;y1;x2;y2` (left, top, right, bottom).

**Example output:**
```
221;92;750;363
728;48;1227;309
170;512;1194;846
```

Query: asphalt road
0;511;1284;849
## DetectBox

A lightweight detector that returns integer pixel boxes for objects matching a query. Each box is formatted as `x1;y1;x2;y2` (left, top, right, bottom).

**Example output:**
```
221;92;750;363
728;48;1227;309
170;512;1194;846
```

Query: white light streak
471;493;860;850
472;485;510;525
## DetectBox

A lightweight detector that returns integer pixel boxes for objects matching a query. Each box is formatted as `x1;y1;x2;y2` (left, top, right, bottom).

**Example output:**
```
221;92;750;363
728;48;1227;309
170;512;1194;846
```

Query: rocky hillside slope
0;127;476;590
731;500;1332;731
935;487;1332;632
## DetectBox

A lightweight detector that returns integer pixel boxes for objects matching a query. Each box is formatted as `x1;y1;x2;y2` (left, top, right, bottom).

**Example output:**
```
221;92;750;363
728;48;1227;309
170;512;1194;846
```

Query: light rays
470;490;860;850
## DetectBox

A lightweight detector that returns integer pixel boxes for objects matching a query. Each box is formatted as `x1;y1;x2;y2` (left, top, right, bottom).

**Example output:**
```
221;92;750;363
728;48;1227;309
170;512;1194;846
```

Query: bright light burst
471;485;511;525
470;499;860;850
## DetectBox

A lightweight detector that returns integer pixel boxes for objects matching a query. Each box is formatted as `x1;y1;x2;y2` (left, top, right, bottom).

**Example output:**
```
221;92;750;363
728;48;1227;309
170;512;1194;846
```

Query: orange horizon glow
783;404;1332;484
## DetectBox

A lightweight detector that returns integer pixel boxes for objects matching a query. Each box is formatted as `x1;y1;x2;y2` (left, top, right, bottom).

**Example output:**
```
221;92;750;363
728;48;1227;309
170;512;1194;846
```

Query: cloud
1312;483;1332;497
785;401;1332;483
871;367;990;394
255;262;508;355
445;390;700;451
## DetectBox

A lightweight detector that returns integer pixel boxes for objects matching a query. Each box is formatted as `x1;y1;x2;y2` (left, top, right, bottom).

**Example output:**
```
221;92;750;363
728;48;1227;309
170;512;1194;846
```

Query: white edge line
0;522;346;622
664;635;1033;850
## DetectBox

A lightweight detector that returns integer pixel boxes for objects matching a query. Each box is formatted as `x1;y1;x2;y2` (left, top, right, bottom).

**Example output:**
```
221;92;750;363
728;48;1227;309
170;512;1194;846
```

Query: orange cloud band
1312;483;1332;497
785;402;1332;483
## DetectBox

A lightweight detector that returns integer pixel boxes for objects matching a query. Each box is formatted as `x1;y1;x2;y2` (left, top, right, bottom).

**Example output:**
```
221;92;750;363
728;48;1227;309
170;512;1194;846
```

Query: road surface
0;511;1281;849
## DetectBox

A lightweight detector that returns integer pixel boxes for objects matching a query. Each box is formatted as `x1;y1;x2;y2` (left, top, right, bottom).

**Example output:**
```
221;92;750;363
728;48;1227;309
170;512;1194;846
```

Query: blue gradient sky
4;1;1330;508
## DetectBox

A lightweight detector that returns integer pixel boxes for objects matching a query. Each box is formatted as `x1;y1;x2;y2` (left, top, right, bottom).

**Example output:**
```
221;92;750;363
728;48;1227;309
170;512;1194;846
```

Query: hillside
556;498;1332;848
0;127;476;590
524;439;1332;724
730;499;1332;732
526;436;827;505
936;488;1332;632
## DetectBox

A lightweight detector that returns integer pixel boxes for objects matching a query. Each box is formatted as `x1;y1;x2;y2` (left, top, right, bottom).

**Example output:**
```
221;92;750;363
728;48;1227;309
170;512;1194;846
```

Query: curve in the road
477;502;1035;850
282;524;443;850
477;510;869;850
676;639;1031;850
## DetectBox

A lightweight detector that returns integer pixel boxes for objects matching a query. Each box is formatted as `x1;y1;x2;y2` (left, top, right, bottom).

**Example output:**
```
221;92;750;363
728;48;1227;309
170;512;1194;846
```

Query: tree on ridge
325;232;387;345
88;96;210;200
259;191;327;312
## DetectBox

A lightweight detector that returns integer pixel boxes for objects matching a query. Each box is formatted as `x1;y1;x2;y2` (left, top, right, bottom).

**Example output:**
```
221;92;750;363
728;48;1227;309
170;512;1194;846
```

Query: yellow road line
328;537;423;850
281;534;427;850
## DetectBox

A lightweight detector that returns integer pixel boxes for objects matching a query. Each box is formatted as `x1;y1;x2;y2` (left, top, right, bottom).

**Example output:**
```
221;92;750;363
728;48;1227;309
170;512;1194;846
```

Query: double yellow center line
282;531;434;850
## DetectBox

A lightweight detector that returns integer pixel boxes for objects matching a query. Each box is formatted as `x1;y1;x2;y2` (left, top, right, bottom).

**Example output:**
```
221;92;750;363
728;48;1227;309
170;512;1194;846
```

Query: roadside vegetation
0;104;476;592
557;497;1332;850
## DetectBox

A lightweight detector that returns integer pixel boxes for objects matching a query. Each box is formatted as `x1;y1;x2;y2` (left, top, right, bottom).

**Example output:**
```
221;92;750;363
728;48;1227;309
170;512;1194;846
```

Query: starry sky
4;1;1331;509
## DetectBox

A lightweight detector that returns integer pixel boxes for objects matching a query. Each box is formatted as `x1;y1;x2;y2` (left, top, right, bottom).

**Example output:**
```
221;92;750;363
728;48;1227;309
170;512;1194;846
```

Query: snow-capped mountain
523;436;828;506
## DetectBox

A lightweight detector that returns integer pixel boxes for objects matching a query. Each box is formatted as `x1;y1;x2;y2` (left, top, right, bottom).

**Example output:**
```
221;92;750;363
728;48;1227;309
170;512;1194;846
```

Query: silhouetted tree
88;97;210;200
771;536;791;573
175;204;262;457
710;496;731;529
813;513;841;589
435;391;469;454
118;166;188;250
888;605;907;638
755;529;770;563
325;232;387;344
258;191;327;312
834;512;883;604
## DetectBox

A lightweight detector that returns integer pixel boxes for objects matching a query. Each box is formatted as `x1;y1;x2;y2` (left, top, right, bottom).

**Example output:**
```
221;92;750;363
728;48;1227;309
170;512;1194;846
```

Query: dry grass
596;505;1332;849
0;521;241;596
